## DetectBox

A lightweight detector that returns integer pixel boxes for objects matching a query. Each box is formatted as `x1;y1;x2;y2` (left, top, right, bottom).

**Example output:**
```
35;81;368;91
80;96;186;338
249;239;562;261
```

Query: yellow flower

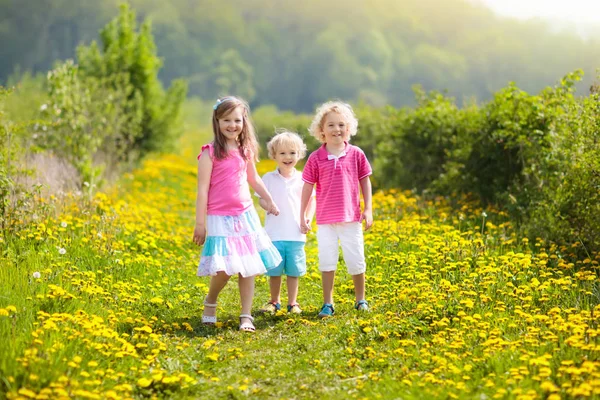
17;388;37;398
137;377;153;388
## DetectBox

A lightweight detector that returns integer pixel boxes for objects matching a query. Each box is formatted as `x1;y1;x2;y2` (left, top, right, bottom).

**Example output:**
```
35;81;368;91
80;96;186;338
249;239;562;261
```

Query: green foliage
0;86;45;233
372;88;480;192
252;105;315;156
368;71;600;251
2;0;600;112
77;4;187;156
42;4;187;184
524;73;600;250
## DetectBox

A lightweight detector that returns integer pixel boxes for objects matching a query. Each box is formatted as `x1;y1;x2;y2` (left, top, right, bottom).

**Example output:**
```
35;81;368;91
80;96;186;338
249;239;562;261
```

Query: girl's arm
247;161;279;216
300;182;314;233
193;151;213;245
360;176;373;231
258;198;269;211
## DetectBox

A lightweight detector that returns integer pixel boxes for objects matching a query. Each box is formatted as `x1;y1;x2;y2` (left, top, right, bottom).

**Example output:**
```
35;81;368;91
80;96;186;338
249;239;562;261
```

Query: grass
1;130;599;399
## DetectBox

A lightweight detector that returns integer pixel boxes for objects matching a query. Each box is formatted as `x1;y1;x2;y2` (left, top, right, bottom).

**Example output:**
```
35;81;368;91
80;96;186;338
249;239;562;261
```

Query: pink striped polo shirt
302;143;372;225
198;143;253;216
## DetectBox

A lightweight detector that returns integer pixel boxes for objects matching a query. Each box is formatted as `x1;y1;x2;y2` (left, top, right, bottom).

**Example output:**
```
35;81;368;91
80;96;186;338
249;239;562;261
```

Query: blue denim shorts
266;241;307;277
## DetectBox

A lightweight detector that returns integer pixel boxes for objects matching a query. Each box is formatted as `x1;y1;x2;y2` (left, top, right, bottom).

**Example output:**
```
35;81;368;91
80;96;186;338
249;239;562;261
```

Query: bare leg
352;273;365;302
238;274;255;325
322;271;335;304
287;276;299;305
269;276;282;304
204;271;231;317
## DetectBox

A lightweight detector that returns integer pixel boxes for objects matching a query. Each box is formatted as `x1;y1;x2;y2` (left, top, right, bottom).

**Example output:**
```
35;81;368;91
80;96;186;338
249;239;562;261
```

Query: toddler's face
218;106;244;143
321;112;349;144
274;144;300;171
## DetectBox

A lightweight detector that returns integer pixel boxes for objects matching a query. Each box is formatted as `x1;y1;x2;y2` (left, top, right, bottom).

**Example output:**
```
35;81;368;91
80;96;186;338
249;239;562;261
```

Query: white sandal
239;314;255;332
202;300;217;325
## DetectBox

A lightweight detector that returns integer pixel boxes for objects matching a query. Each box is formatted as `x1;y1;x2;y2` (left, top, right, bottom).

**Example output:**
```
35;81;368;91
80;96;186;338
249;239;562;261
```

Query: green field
1;131;599;400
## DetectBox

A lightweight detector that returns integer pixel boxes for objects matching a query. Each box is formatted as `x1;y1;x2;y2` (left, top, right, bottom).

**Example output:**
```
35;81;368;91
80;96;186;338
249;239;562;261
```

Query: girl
299;101;373;318
193;96;282;332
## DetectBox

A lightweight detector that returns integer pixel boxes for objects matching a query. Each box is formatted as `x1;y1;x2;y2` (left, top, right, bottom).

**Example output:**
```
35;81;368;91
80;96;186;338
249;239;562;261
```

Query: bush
252;105;314;156
524;73;600;251
0;87;45;232
364;71;600;251
373;87;481;192
42;4;187;184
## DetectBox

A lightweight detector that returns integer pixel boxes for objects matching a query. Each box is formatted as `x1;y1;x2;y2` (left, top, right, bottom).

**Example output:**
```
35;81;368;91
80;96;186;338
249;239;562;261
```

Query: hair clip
213;96;235;111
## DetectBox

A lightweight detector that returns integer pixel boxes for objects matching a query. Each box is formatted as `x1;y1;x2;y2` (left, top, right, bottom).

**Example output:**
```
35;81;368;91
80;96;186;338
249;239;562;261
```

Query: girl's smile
218;107;244;145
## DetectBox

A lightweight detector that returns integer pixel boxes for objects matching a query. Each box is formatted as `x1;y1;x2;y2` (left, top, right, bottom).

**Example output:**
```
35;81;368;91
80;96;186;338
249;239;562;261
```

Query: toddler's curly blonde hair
308;101;358;143
266;131;307;160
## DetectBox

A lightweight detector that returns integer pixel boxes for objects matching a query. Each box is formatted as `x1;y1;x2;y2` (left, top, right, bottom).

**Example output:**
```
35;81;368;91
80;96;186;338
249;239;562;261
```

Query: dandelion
60;221;68;228
40;104;48;111
137;377;152;388
58;247;66;255
32;272;41;279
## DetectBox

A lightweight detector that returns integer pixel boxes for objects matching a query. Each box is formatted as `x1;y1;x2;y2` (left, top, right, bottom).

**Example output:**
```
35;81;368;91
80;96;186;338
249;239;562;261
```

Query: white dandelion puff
32;272;41;279
58;247;66;255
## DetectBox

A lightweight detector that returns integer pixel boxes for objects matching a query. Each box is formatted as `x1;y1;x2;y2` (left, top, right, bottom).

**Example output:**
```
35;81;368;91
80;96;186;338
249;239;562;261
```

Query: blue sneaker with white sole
318;303;335;318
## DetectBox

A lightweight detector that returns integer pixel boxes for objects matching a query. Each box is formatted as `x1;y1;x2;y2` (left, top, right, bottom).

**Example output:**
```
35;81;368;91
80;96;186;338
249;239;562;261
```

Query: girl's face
321;112;349;145
218;106;244;145
274;144;300;173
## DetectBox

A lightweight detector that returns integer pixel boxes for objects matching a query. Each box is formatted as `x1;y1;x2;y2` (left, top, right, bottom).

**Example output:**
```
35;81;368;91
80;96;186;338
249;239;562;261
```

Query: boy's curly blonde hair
266;131;307;160
308;101;358;143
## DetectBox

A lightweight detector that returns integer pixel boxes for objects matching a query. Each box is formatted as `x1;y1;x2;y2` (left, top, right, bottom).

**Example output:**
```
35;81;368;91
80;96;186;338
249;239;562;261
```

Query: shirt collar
317;142;349;161
274;167;297;179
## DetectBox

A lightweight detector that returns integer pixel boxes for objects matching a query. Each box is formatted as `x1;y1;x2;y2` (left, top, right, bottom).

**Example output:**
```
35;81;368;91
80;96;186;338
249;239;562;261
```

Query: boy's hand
193;223;206;246
300;218;311;234
361;209;373;231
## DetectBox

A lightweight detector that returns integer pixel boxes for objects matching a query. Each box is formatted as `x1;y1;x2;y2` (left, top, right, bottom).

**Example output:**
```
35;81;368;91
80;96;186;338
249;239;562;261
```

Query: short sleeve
302;153;318;185
198;143;214;160
357;149;372;180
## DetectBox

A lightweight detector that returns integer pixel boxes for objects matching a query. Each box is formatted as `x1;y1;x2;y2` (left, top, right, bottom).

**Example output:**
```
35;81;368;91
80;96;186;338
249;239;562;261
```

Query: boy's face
274;144;300;172
321;112;349;145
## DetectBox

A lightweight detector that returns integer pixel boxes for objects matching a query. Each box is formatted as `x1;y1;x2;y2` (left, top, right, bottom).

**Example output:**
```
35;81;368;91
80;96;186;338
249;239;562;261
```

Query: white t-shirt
257;169;307;242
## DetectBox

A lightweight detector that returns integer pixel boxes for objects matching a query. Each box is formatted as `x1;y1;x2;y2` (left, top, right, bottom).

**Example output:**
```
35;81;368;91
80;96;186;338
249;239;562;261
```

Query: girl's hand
361;209;373;231
193;223;206;246
266;201;280;216
300;218;311;234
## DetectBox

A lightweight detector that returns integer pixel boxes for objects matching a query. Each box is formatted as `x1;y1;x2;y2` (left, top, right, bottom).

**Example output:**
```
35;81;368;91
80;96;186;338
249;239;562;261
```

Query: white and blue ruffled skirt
197;208;282;278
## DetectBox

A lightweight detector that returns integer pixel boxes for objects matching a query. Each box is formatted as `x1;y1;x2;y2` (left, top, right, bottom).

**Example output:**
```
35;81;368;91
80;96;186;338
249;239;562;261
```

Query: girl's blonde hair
308;101;358;143
211;96;259;161
266;131;307;160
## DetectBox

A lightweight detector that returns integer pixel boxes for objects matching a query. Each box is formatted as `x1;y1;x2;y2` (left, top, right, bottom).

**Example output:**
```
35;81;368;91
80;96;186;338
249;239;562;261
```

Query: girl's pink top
199;143;253;216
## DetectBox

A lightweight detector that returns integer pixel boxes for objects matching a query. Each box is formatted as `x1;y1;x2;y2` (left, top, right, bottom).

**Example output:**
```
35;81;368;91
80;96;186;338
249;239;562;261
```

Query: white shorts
316;222;366;275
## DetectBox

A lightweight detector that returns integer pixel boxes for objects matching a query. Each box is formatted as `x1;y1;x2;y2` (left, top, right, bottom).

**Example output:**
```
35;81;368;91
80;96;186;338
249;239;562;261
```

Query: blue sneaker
318;303;335;318
355;300;369;311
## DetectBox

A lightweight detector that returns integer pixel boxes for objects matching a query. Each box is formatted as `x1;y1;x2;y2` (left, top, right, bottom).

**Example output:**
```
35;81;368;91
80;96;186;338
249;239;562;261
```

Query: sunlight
479;0;600;23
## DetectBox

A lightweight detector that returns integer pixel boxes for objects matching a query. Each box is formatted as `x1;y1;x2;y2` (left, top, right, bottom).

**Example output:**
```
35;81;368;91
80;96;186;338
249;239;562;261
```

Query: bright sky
479;0;600;24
